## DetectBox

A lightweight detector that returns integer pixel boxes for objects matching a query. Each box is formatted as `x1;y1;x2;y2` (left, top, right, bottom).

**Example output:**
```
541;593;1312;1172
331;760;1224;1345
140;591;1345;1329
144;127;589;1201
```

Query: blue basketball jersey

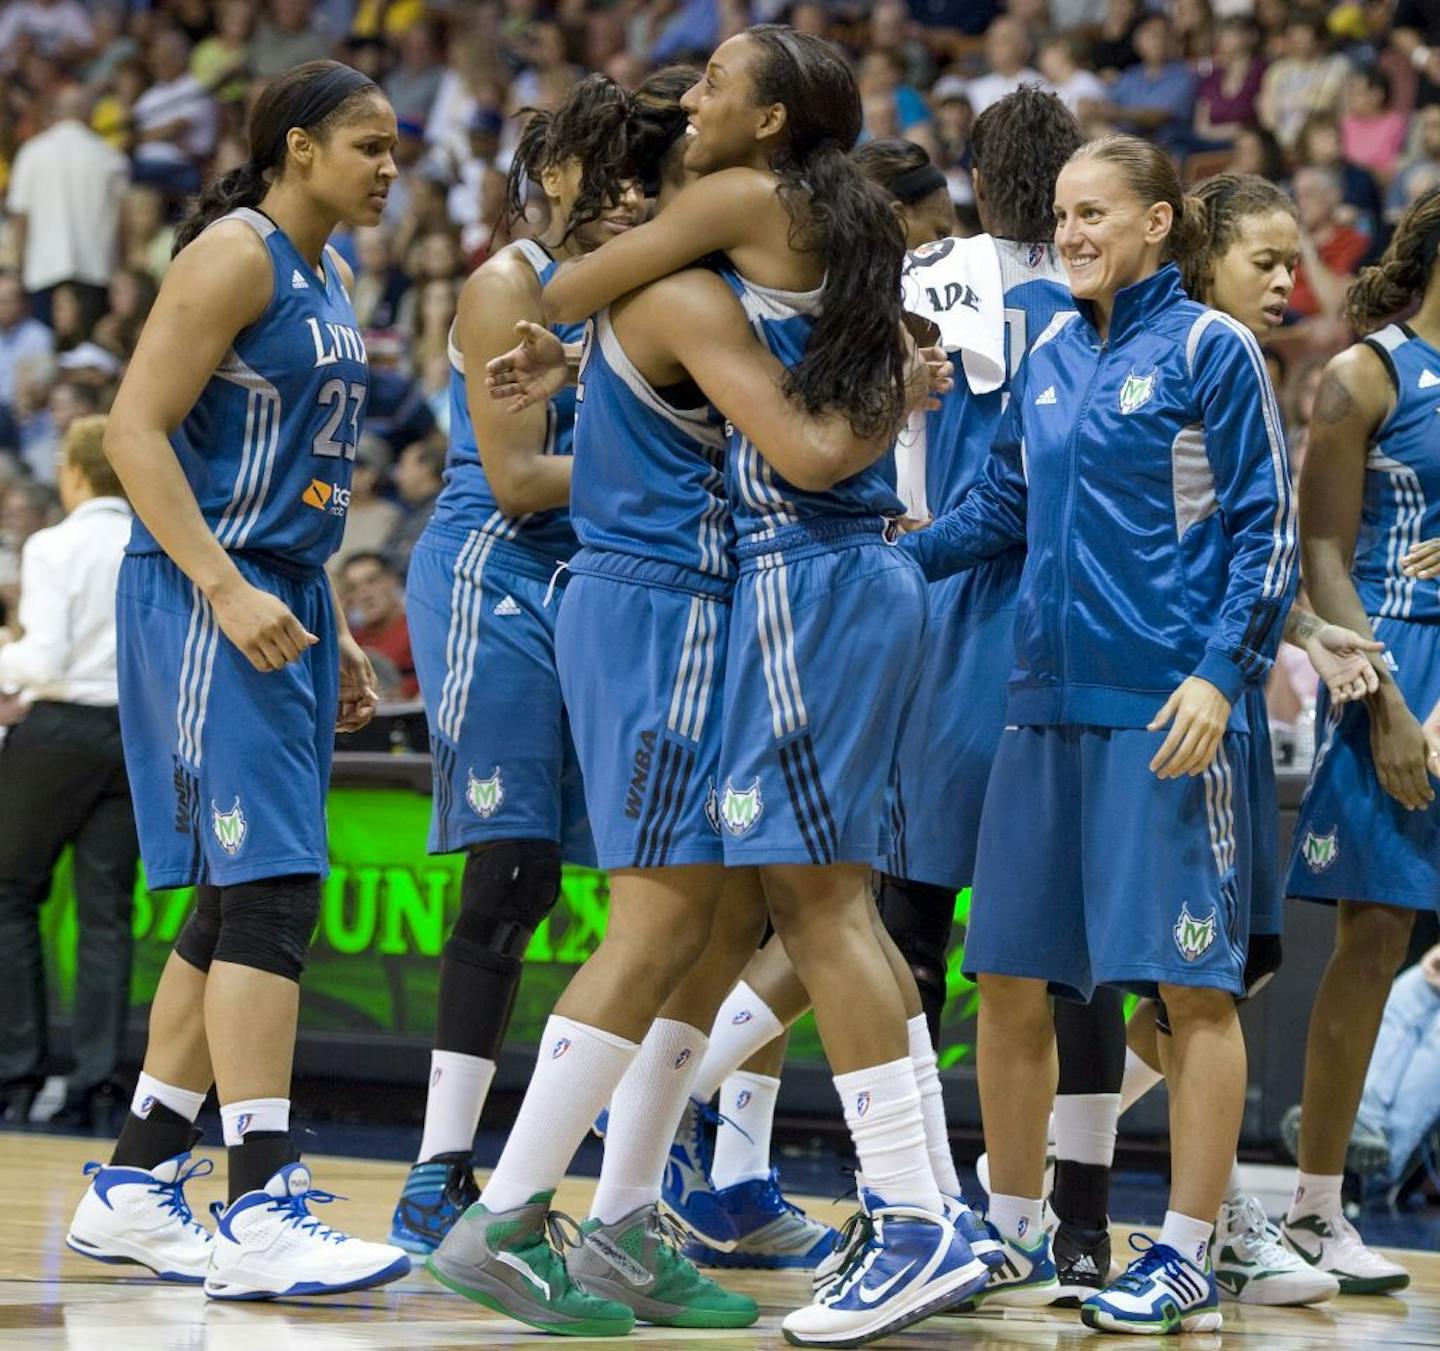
430;239;585;559
918;239;1072;515
716;267;904;541
127;208;367;569
1355;323;1440;623
570;307;732;581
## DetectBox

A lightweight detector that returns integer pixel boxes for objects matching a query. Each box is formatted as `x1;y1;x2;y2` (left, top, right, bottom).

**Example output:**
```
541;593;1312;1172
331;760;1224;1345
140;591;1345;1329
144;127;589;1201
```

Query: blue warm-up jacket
901;264;1298;732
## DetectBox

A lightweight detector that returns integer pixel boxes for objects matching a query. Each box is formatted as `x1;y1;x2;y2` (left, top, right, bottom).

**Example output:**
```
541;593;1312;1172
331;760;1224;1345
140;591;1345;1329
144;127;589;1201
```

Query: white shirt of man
131;74;220;166
6;120;128;292
966;68;1046;115
0;497;131;706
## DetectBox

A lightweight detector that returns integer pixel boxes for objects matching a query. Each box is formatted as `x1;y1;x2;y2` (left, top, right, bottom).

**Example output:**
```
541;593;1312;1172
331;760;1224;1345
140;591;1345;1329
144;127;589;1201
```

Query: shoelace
546;1208;585;1256
823;1209;877;1289
269;1185;350;1243
1111;1233;1191;1293
150;1157;213;1235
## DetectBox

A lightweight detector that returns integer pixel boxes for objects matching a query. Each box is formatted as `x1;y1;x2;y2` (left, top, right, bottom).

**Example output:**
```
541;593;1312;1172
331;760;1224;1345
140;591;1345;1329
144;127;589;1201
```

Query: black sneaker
389;1151;482;1254
1052;1219;1111;1306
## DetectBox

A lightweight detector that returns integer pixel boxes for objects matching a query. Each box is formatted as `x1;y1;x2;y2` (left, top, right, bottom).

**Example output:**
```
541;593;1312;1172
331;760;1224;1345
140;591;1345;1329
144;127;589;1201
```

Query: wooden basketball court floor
3;1133;1438;1349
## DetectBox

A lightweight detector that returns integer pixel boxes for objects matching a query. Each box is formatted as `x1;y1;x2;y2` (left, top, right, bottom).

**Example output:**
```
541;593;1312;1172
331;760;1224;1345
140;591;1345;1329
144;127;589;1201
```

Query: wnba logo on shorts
674;1048;692;1070
855;1091;871;1118
236;1113;253;1136
552;1037;572;1060
1301;828;1339;873
735;1090;752;1111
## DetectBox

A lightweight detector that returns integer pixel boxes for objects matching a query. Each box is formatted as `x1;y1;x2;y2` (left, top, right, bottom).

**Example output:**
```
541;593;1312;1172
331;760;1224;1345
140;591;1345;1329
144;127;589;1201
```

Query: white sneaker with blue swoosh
782;1189;989;1347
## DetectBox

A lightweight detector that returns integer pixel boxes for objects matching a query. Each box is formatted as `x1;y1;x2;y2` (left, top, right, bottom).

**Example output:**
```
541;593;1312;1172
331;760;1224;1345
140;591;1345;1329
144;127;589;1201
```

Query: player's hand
1401;537;1440;580
1303;623;1386;704
902;340;953;414
336;632;380;733
1368;688;1436;811
486;320;569;412
1148;676;1232;779
210;579;318;672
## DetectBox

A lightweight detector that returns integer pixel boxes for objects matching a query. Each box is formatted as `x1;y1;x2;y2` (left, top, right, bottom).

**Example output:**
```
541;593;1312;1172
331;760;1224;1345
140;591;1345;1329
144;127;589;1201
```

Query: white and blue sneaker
947;1195;1004;1271
782;1190;990;1347
66;1152;215;1281
1081;1234;1222;1335
205;1162;411;1300
951;1218;1061;1310
660;1098;739;1252
388;1151;480;1254
682;1169;840;1270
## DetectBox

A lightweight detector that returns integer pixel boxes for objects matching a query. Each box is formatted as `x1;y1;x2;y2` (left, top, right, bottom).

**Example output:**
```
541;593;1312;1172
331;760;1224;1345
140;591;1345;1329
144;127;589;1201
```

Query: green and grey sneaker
426;1192;635;1337
569;1203;759;1328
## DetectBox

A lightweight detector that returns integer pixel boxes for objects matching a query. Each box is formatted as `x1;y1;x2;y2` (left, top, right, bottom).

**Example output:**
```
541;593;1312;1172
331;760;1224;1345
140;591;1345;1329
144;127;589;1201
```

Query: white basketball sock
711;1071;780;1189
590;1019;706;1224
906;1015;962;1195
220;1097;290;1147
480;1015;639;1215
131;1072;206;1123
1119;1048;1165;1115
417;1050;496;1162
1052;1091;1120;1167
988;1192;1044;1246
1289;1170;1343;1221
1159;1209;1213;1270
690;981;785;1104
835;1056;942;1214
1225;1157;1244;1203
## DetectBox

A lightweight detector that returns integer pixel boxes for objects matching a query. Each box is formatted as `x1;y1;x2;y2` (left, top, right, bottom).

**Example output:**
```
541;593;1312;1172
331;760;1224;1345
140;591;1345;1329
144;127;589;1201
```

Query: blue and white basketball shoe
783;1190;989;1347
1081;1234;1222;1335
951;1217;1061;1310
389;1151;481;1254
66;1152;215;1281
681;1169;839;1269
660;1098;739;1251
205;1162;411;1300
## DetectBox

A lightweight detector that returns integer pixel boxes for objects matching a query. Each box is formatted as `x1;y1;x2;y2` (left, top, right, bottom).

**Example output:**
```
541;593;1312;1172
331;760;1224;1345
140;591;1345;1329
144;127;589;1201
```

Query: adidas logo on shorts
494;595;521;616
1035;385;1057;405
291;269;309;290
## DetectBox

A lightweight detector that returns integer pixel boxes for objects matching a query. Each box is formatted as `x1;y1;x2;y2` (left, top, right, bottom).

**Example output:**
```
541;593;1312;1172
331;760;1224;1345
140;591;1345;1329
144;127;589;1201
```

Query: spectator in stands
1193;16;1267;146
859;49;937;156
117;185;173;283
1392;0;1440;110
1091;0;1143;76
1341;67;1410;180
1295;113;1384;240
1259;9;1351;148
383;439;445;577
251;0;332;80
1231;123;1288;182
1388;103;1440;221
410;277;460;386
190;0;256;110
869;0;936;91
1289;164;1369;322
352;227;412;330
129;27;219;199
361;331;438;455
25;380;99;482
340;551;418;700
1096;13;1197;155
0;478;61;623
47;285;90;356
1038;35;1106;122
967;16;1043;114
6;86;127;329
0;276;54;425
1171;0;1215;62
90;267;158;363
385;19;446;125
0;0;93;67
331;434;402;580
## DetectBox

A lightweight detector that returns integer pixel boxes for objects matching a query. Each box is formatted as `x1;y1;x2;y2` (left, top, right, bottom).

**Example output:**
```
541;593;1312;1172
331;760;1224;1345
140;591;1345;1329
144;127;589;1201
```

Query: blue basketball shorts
1286;616;1440;912
720;522;927;867
884;554;1021;889
965;724;1253;1001
406;526;593;865
116;551;337;890
556;552;729;870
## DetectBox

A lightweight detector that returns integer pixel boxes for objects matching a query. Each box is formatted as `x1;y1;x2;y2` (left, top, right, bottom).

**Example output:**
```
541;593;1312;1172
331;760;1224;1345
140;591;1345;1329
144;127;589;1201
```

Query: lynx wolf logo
1118;367;1157;415
719;777;764;836
211;798;247;856
466;766;504;818
1173;904;1217;962
1302;828;1340;873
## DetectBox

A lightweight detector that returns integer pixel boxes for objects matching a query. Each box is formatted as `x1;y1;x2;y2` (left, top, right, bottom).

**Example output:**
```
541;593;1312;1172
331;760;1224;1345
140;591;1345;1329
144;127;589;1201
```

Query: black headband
1421;220;1440;278
891;163;948;205
254;64;377;169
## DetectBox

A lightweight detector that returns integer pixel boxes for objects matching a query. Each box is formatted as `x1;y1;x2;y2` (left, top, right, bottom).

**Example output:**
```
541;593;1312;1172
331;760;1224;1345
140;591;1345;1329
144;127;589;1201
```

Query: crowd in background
1;0;1437;719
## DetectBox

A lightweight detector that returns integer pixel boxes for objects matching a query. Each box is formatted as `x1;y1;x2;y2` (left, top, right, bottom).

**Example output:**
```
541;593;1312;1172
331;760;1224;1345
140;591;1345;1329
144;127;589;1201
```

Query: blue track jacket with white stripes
902;263;1298;731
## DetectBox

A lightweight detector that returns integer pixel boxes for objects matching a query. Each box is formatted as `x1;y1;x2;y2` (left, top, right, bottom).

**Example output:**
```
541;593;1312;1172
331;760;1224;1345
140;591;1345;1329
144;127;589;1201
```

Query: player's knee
1156;982;1236;1028
453;839;561;957
1336;902;1414;977
174;884;223;972
977;973;1050;1028
212;874;321;982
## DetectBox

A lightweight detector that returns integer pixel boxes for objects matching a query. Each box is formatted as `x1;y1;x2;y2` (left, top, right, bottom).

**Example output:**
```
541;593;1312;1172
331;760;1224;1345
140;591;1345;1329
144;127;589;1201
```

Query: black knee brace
1242;932;1283;999
436;840;562;1057
174;884;223;972
211;874;321;982
875;873;956;1045
1054;986;1127;1095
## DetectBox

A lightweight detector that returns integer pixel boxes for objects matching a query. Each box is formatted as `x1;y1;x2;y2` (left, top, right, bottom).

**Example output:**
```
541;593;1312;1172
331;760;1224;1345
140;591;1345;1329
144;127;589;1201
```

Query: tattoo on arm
1289;609;1322;643
1312;369;1356;425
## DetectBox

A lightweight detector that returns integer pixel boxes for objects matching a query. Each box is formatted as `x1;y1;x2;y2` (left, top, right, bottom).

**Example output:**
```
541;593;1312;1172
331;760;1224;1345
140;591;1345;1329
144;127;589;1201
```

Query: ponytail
172;162;267;255
1344;186;1440;333
1167;193;1210;271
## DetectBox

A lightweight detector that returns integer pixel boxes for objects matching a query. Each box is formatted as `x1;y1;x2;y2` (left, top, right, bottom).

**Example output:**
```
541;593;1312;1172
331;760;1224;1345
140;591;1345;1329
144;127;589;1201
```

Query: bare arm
459;256;572;516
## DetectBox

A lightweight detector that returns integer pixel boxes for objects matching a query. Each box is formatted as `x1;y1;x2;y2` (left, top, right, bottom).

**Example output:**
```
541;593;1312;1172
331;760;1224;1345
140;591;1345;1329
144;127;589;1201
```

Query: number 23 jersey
127;207;368;570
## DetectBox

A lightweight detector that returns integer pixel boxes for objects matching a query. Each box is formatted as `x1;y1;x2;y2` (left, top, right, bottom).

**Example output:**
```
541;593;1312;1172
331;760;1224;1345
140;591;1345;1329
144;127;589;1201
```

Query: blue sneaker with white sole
782;1190;990;1347
950;1218;1061;1311
660;1098;738;1251
388;1151;480;1254
682;1169;839;1269
1081;1235;1222;1335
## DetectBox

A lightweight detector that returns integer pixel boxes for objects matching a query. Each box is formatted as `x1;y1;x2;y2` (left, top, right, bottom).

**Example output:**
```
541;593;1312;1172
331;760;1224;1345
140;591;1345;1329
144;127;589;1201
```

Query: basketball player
66;62;410;1299
1276;187;1440;1294
429;48;963;1341
389;73;645;1256
905;135;1297;1334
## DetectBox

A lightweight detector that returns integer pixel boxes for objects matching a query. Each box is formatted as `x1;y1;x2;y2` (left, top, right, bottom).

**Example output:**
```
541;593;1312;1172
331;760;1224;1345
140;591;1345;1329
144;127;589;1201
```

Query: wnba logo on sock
674;1048;692;1070
855;1091;871;1118
732;1010;753;1025
431;1067;443;1087
138;1095;155;1117
551;1037;572;1059
236;1114;253;1136
1017;1216;1029;1238
735;1091;752;1110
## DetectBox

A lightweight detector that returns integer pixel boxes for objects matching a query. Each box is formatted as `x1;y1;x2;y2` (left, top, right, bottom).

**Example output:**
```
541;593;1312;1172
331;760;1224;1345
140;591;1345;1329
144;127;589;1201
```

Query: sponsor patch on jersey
1301;828;1339;873
302;479;350;516
211;798;247;856
1118;367;1157;415
466;766;504;818
1173;904;1217;961
719;777;763;836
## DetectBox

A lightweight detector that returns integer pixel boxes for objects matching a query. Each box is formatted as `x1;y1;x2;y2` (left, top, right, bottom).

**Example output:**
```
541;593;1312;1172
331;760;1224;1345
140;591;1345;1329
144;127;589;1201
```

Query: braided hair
1344;186;1440;333
1179;173;1296;300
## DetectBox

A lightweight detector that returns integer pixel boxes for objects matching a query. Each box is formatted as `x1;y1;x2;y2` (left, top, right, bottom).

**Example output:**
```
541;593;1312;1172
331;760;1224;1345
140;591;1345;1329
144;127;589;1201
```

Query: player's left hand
485;320;569;413
336;634;380;733
1148;676;1231;779
1303;622;1386;704
1401;537;1440;580
1424;698;1440;782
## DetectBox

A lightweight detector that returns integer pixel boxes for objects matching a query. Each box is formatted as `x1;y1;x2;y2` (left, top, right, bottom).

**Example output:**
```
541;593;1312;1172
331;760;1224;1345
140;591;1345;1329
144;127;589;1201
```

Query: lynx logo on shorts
211;798;247;856
719;777;763;836
1302;828;1340;873
467;766;504;818
1118;368;1157;415
855;1091;871;1119
1173;904;1217;962
735;1090;752;1110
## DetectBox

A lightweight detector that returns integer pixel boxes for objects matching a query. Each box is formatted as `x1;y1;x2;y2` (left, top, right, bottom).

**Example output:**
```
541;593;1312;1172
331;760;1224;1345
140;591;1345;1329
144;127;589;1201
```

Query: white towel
901;234;1006;396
